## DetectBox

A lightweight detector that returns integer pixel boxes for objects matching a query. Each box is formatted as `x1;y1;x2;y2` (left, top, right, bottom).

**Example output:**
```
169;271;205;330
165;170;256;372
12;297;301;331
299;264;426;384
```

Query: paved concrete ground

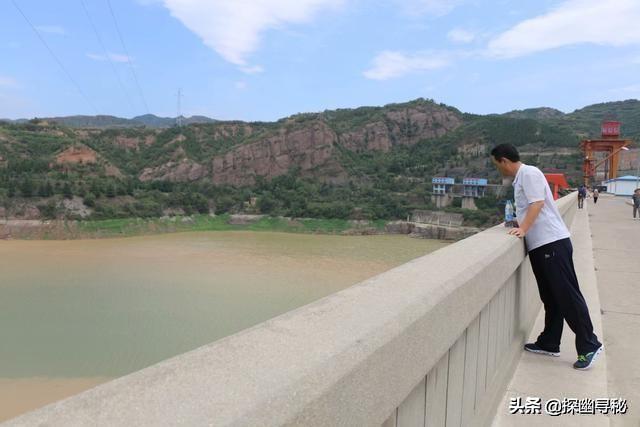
493;203;611;426
590;194;640;427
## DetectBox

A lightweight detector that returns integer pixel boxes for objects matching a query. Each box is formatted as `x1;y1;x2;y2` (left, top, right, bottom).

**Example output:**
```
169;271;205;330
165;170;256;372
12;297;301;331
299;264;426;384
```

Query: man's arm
508;200;544;238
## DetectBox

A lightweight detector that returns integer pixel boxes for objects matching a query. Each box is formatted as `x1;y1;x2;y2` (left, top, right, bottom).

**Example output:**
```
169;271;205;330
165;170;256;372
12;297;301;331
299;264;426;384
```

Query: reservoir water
0;231;448;421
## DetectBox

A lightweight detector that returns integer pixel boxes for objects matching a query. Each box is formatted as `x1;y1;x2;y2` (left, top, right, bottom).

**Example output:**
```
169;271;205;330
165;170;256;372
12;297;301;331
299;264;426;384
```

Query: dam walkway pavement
493;194;639;427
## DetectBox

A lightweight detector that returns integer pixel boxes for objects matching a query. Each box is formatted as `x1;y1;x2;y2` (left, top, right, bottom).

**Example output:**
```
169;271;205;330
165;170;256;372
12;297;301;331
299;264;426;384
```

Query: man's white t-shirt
512;164;570;251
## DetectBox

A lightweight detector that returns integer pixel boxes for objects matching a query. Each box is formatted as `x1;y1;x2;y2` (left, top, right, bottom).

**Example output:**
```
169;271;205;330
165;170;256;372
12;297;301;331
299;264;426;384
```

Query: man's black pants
529;238;601;355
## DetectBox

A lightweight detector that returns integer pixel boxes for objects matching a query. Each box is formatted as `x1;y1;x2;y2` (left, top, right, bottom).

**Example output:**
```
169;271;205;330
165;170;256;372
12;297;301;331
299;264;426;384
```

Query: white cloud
447;28;475;43
34;25;66;35
239;65;264;74
161;0;344;70
0;75;17;88
396;0;463;17
364;50;453;80
86;52;132;63
488;0;640;58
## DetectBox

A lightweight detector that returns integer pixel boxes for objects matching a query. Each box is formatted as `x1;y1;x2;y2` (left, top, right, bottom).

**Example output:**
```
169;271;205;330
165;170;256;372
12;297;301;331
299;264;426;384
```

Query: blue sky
2;0;640;121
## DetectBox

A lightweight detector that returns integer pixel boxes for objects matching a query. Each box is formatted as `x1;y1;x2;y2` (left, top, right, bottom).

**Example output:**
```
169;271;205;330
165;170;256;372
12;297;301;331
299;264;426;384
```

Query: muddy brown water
0;231;448;421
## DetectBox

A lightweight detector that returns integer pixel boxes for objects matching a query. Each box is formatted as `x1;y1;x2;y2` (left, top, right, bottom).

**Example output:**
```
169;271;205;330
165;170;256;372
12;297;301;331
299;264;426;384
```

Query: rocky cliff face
137;102;462;185
53;143;123;177
2;100;463;187
210;120;342;186
54;144;98;165
340;107;462;152
138;120;344;185
139;158;207;182
113;135;156;150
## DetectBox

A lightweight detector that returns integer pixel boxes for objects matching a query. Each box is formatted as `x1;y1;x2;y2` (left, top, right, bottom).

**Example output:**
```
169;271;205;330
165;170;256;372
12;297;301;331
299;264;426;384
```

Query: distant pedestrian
577;185;586;209
490;144;603;370
633;189;640;220
593;188;599;204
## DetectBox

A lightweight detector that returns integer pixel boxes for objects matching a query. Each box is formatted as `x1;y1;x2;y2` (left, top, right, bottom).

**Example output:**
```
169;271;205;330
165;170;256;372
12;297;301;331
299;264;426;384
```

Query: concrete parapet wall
5;195;578;427
411;210;464;226
409;223;480;241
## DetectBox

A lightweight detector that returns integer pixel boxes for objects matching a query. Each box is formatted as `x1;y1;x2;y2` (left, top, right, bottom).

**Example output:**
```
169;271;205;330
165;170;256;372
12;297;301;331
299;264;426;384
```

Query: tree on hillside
63;182;73;199
257;192;277;214
38;200;58;220
106;183;116;198
126;179;135;196
214;195;235;214
20;178;34;197
7;180;16;198
38;181;53;197
83;193;96;207
90;181;102;197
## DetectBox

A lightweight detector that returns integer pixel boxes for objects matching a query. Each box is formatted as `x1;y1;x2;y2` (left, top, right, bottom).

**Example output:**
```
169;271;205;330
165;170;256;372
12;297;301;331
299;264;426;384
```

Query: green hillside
563;99;640;139
1;98;636;227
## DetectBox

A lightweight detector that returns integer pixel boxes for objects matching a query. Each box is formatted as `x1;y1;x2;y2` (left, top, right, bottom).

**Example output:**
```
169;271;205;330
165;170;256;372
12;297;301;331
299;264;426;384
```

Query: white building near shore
602;175;640;196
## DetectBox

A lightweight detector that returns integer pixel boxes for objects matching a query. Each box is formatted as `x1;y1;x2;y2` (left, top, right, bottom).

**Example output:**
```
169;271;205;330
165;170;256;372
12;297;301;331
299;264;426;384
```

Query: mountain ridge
2;98;639;137
1;97;638;223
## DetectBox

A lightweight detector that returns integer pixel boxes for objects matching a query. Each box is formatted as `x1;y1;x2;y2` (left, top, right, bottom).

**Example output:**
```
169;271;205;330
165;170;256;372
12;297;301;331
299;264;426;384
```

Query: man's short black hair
490;144;520;162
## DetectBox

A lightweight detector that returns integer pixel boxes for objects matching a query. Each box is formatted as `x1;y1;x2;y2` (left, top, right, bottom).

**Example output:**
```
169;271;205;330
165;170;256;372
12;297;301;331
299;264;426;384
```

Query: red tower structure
544;173;569;200
580;121;632;187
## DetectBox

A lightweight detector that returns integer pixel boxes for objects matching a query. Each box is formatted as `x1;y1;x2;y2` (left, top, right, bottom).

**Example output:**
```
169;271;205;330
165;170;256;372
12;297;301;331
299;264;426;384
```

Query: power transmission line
176;88;183;127
80;0;135;114
106;0;150;114
11;0;99;115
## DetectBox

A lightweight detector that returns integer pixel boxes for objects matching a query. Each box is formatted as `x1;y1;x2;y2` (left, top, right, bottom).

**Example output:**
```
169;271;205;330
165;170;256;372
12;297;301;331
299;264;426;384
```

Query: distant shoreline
0;214;480;241
0;214;389;240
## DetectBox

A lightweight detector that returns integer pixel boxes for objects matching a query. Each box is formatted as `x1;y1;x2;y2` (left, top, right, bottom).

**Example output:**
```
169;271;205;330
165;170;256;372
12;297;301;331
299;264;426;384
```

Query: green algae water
0;231;448;420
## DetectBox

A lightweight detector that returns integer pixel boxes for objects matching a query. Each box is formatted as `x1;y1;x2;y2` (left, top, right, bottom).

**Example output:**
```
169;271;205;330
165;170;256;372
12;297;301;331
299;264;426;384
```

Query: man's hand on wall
508;228;526;238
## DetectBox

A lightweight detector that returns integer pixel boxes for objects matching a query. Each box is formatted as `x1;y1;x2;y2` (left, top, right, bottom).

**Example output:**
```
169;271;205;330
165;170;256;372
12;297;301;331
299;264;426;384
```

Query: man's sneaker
524;343;560;357
573;345;604;370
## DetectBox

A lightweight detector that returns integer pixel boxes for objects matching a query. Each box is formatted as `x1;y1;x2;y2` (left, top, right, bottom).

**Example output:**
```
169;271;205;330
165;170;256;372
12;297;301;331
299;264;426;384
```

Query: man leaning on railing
490;143;603;370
